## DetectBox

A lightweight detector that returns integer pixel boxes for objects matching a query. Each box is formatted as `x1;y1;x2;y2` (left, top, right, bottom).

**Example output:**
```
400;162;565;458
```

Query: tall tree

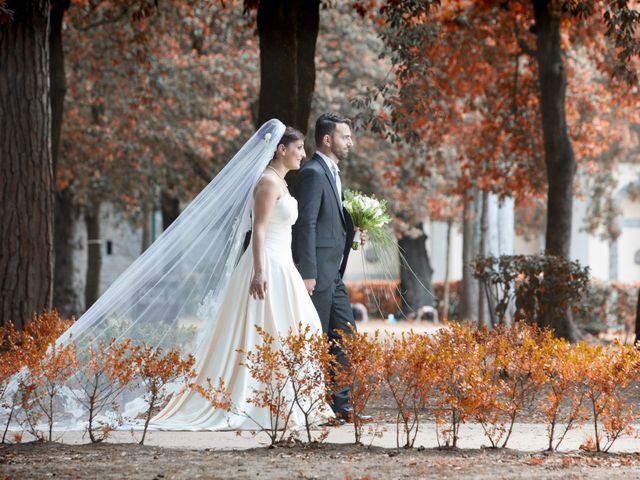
50;0;83;318
248;0;320;132
1;0;258;325
460;200;479;322
61;1;258;216
57;1;258;305
355;0;640;339
635;287;639;347
533;0;574;259
0;1;54;329
312;4;444;313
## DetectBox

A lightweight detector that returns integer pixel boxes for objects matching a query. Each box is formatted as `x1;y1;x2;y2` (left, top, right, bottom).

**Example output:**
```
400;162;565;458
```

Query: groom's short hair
315;113;351;147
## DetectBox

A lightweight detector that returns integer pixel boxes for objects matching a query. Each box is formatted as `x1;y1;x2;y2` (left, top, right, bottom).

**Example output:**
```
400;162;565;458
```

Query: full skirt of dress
151;205;332;430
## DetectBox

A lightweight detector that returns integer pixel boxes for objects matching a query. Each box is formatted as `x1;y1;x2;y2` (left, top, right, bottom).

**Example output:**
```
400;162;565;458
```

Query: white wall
98;204;144;296
429;221;463;283
424;168;639;284
615;194;640;282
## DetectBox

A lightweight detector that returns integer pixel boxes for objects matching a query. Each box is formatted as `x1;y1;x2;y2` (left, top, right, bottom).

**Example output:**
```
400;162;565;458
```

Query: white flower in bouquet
343;190;392;250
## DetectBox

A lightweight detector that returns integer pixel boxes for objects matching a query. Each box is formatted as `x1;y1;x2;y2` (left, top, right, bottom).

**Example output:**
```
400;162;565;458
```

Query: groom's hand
357;228;367;247
303;278;316;296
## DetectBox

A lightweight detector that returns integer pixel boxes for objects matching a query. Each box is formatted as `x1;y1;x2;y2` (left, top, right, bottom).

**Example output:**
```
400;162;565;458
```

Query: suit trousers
310;274;356;414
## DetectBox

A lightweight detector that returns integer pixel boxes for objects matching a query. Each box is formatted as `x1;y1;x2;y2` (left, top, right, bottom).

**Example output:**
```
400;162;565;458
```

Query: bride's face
281;139;306;171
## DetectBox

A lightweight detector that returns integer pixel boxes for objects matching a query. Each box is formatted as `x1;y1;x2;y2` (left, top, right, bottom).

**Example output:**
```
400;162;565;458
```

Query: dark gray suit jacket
292;154;354;292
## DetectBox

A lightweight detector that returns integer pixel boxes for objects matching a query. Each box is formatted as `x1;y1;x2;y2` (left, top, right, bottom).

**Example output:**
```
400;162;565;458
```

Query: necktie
332;164;342;198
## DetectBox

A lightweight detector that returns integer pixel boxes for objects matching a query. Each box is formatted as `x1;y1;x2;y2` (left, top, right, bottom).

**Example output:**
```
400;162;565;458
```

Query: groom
293;113;360;422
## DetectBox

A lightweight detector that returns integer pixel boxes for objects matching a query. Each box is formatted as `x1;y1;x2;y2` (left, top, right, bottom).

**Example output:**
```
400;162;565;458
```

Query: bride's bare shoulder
254;173;280;198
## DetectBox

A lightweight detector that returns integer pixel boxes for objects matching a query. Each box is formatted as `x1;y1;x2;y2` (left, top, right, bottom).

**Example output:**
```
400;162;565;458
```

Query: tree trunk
53;189;84;318
442;219;453;323
477;190;489;328
399;227;434;316
85;203;102;309
533;0;578;341
460;197;478;323
50;0;81;319
141;205;151;252
256;0;319;196
161;190;180;231
634;288;639;348
256;0;320;132
49;0;68;175
0;1;53;329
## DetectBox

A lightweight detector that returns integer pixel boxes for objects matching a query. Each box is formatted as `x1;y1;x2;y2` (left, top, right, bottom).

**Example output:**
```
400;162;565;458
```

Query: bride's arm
249;177;279;300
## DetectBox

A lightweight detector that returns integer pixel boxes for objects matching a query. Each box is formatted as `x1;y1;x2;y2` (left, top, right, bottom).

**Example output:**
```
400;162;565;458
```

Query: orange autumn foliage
61;1;257;219
74;337;138;443
236;326;294;445
2;312;639;451
280;323;334;443
1;312;73;442
474;325;549;449
15;311;77;442
354;0;639;241
381;330;435;448
198;324;334;445
581;340;640;452
133;343;196;445
429;323;486;448
334;329;384;445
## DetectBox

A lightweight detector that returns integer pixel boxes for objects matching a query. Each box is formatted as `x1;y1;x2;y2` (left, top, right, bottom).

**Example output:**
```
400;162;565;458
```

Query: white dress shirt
316;151;341;197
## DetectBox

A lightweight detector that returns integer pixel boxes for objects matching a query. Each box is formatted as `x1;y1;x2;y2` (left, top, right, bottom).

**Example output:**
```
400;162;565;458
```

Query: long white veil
11;119;286;429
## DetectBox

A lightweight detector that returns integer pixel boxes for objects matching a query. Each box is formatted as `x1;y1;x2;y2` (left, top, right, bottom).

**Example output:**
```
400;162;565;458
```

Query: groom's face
330;123;353;163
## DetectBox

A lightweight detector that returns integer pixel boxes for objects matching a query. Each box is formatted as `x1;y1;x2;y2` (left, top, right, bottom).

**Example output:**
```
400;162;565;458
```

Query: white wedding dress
152;192;332;430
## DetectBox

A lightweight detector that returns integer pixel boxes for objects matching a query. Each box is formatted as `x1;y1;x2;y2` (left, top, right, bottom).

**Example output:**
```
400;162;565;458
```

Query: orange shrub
280;323;334;443
197;325;334;445
8;311;75;442
538;339;589;451
238;326;295;446
344;280;402;317
192;377;232;413
334;329;384;445
381;331;435;448
581;341;640;452
20;343;78;442
74;338;138;442
3;311;639;452
430;323;485;448
133;344;196;445
482;324;549;449
0;322;24;443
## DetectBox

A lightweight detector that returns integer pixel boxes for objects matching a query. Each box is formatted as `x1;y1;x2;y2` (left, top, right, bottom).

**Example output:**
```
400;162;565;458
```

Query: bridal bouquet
343;190;392;250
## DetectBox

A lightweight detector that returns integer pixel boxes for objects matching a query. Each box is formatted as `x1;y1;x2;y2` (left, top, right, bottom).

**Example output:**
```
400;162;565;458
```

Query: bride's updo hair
275;127;305;155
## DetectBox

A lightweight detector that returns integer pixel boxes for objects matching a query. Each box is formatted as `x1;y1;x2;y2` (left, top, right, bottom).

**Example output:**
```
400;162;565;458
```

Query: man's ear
323;134;331;148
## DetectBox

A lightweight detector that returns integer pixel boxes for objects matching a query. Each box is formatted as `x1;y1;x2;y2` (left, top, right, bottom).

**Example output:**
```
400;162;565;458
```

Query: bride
152;123;333;429
13;119;332;431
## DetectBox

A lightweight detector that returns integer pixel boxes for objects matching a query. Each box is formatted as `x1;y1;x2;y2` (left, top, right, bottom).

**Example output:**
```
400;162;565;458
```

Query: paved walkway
357;319;444;337
42;422;640;453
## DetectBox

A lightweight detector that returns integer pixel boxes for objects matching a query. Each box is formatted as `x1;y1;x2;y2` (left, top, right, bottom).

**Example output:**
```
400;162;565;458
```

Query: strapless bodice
254;195;297;254
268;194;298;226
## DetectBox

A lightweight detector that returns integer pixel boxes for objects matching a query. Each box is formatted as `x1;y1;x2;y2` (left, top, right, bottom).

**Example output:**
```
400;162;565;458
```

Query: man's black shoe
335;411;373;424
319;416;346;427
